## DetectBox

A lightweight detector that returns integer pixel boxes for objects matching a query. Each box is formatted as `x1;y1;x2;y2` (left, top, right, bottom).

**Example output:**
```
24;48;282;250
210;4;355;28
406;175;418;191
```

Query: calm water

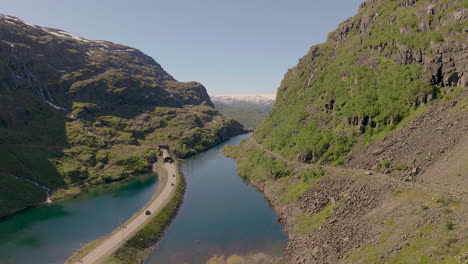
146;133;287;264
0;174;158;264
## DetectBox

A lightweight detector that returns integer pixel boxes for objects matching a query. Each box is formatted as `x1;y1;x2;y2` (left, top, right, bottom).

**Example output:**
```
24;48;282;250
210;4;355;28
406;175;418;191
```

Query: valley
224;0;467;263
0;14;244;217
0;0;467;263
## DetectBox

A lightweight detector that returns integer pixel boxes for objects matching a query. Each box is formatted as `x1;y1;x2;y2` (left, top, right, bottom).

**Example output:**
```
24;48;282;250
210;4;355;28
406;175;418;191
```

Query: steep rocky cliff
226;0;467;263
0;14;244;217
255;0;466;164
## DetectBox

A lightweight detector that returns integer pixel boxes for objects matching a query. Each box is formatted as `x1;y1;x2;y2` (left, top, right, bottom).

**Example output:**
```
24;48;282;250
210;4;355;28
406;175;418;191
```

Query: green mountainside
0;15;244;217
254;0;466;165
216;107;268;129
226;0;467;263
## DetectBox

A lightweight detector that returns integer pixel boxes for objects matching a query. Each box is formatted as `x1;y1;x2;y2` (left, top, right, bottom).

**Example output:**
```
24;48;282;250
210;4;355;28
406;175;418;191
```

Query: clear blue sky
1;0;363;95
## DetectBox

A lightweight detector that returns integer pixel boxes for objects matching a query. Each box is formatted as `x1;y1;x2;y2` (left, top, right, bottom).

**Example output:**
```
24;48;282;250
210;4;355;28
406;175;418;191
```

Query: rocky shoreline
230;90;467;263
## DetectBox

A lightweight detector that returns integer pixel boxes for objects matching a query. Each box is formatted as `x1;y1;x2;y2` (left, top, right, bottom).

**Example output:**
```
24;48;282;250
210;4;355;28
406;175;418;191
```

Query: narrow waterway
145;133;287;264
0;174;158;264
0;133;286;264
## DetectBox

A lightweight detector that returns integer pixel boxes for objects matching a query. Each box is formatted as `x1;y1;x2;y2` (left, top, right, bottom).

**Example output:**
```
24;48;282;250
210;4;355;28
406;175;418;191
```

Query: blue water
146;133;287;264
0;134;286;264
0;174;158;264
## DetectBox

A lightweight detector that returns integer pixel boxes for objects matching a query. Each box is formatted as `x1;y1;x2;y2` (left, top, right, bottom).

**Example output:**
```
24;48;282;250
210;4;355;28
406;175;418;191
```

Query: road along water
145;133;287;264
0;174;158;264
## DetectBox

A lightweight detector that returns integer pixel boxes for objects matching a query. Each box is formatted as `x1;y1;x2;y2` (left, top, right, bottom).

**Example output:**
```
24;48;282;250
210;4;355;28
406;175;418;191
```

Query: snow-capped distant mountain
211;94;276;113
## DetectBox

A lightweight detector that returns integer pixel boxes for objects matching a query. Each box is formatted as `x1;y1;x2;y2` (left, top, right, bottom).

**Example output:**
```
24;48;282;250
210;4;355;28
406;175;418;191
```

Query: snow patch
41;28;90;43
22;20;36;28
212;94;276;104
2;15;37;28
112;48;136;52
1;40;14;47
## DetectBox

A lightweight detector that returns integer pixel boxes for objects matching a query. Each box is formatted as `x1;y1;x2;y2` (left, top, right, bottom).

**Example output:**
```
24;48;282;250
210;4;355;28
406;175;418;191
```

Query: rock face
330;0;467;88
0;14;244;217
227;0;467;263
254;0;467;165
0;14;213;115
347;89;468;180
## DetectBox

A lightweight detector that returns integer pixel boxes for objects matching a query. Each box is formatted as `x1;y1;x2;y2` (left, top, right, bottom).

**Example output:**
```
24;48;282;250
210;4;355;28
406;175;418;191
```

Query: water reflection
0;173;158;264
146;134;286;264
0;204;69;246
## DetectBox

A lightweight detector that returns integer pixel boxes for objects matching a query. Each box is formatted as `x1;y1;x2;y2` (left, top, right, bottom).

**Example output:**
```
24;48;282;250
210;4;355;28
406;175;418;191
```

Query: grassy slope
223;142;325;205
254;0;467;165
224;0;467;262
224;132;467;263
217;107;268;129
0;21;245;217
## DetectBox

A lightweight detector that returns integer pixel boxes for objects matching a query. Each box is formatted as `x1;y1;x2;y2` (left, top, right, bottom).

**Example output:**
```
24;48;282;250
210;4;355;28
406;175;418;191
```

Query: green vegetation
374;159;393;172
112;171;186;264
0;101;241;216
349;220;466;264
395;163;408;171
224;140;326;204
223;1;467;263
217;107;268;129
227;144;290;182
293;204;336;235
349;190;466;264
381;160;391;168
280;169;325;204
0;173;47;216
443;219;455;231
253;0;465;165
0;22;245;217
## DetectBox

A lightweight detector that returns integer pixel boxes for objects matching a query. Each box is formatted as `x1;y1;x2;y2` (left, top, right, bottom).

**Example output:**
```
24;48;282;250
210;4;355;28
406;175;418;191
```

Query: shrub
381;160;391;168
444;219;455;230
395;163;408;170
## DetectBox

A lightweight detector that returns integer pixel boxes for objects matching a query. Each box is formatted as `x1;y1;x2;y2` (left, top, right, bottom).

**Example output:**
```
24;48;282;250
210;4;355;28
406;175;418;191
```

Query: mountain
0;14;244;217
212;94;276;112
225;0;467;263
212;94;276;128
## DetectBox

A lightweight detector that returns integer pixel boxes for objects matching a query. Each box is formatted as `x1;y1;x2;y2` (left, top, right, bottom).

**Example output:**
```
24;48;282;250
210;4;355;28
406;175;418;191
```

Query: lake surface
145;133;287;264
0;174;158;264
0;133;286;264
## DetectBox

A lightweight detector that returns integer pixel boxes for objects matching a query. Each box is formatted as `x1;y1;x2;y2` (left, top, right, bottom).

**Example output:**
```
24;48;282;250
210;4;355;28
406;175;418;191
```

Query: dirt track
243;103;468;263
248;137;467;200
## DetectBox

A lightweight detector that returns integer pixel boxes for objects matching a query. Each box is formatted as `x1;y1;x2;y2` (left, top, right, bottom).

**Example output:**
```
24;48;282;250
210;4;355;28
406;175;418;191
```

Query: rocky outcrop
254;0;467;165
329;0;467;88
347;89;468;180
232;0;468;263
0;14;214;114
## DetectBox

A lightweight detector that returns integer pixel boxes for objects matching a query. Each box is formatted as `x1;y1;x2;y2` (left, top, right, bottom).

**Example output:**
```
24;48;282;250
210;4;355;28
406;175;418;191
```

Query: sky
0;0;363;95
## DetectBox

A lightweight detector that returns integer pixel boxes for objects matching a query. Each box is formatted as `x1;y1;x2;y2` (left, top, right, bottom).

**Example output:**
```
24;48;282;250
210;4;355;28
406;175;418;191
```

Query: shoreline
66;150;184;264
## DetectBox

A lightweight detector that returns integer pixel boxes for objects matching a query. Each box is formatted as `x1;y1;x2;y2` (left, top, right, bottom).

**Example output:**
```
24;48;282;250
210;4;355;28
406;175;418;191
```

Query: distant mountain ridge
212;94;276;112
0;14;244;217
212;94;276;128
